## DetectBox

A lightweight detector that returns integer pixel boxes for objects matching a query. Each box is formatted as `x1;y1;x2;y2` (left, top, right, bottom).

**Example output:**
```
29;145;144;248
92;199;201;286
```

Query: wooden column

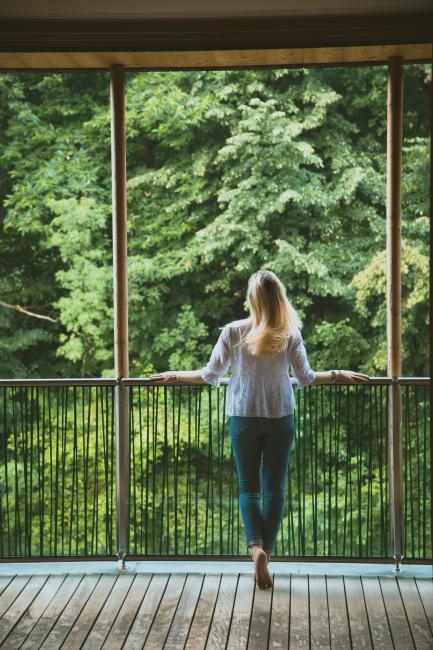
386;56;404;569
111;64;129;564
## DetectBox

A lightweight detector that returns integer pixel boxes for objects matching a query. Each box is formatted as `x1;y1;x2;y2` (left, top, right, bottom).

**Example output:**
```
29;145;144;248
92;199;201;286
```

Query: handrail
0;378;118;387
0;376;429;387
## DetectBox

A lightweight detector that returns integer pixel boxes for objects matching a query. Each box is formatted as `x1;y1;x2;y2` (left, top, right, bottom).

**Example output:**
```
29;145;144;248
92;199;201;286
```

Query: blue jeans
230;414;296;554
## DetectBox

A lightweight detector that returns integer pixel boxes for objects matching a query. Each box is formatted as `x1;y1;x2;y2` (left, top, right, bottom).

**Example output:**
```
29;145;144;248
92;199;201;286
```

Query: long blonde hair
242;270;300;357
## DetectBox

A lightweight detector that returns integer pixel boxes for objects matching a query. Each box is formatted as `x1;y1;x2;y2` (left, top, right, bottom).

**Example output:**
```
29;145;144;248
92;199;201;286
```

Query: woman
149;270;369;589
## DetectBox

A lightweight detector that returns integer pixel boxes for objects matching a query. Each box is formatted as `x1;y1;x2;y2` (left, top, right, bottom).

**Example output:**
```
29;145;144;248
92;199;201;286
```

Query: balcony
0;377;431;648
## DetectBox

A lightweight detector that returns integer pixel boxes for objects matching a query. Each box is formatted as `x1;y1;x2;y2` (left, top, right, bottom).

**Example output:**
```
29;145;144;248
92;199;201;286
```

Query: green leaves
0;65;429;377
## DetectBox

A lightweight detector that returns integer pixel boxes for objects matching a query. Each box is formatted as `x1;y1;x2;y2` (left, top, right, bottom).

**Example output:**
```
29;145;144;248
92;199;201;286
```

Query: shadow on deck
0;560;432;648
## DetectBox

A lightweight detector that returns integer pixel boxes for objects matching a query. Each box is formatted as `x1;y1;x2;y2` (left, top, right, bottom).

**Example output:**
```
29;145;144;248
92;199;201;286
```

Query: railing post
386;56;404;571
110;64;129;567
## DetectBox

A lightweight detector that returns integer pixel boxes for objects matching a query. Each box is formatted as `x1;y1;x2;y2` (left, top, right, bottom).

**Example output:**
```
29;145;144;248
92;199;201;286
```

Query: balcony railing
0;378;430;562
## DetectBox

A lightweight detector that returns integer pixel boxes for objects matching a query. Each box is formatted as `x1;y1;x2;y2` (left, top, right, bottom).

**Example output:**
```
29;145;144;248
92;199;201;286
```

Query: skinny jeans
229;414;296;554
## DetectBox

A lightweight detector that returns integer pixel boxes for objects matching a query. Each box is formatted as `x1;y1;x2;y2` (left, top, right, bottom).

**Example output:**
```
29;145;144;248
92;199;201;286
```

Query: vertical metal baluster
414;385;421;558
328;384;332;555
83;386;90;556
62;387;68;555
334;386;341;556
357;385;363;556
37;387;46;556
306;387;313;557
175;386;181;556
375;386;389;557
217;387;223;554
204;386;211;555
91;388;99;554
69;386;77;555
405;386;413;556
2;388;10;555
344;385;351;556
54;388;60;556
228;396;233;555
28;386;33;555
367;385;373;556
295;387;302;555
137;387;143;554
185;386;191;555
144;386;150;556
422;385;428;558
319;385;325;556
130;387;136;554
99;386;106;554
152;386;159;553
195;388;199;554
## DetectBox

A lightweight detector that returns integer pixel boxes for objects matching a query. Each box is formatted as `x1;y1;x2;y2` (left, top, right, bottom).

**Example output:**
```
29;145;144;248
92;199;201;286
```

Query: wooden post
386;56;404;570
110;64;129;565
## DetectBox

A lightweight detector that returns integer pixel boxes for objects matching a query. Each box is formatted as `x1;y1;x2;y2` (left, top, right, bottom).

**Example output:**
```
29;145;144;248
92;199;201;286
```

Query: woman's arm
148;370;206;385
312;370;370;385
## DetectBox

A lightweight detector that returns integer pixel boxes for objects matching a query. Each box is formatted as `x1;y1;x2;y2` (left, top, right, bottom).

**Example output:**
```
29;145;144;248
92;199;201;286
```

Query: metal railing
0;377;430;564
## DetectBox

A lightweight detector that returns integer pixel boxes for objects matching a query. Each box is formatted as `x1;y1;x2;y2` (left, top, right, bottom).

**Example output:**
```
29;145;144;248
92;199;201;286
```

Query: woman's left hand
337;370;370;384
147;371;180;384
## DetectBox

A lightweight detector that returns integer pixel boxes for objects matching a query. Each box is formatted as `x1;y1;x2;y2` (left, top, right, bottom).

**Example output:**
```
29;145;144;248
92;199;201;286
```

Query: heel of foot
254;549;272;589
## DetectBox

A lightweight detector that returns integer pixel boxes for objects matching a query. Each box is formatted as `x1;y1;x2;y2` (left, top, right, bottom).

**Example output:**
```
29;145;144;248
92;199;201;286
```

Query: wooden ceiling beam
0;44;431;71
0;11;432;54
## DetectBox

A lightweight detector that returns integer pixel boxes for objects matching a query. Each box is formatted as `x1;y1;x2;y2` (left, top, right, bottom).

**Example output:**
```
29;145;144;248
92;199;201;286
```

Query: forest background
0;64;430;380
0;65;431;559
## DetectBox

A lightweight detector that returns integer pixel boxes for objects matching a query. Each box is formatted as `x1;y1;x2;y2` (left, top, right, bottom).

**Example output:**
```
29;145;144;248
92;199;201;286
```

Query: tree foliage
0;65;430;378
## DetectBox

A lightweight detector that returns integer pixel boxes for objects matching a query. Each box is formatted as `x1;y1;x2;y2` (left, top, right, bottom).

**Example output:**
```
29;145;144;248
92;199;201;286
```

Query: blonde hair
242;270;300;357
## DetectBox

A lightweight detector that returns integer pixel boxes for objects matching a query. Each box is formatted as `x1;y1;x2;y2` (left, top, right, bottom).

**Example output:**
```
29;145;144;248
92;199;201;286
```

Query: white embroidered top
200;317;316;417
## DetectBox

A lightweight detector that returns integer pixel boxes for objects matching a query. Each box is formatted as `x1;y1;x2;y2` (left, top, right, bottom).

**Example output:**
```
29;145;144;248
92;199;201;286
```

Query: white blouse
200;317;316;418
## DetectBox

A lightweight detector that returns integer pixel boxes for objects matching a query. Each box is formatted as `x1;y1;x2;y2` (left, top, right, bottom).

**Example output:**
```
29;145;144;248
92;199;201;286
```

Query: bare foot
250;544;273;589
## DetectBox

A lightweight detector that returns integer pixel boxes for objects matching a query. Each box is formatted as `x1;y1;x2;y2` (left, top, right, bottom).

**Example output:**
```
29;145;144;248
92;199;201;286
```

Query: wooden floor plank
344;576;372;650
81;573;135;649
415;579;433;635
21;575;84;650
309;575;330;649
184;573;221;650
143;573;187;649
41;574;100;649
379;577;415;650
205;574;238;650
226;574;254;650
101;574;152;650
397;577;433;650
0;576;13;597
60;574;117;649
289;575;310;648
164;573;204;650
2;574;65;649
268;575;291;650
326;576;351;650
361;576;393;650
0;575;31;618
0;575;47;646
125;574;170;650
247;575;272;650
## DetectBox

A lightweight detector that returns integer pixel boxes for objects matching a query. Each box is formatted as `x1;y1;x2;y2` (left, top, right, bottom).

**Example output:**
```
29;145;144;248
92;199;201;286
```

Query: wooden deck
0;564;432;649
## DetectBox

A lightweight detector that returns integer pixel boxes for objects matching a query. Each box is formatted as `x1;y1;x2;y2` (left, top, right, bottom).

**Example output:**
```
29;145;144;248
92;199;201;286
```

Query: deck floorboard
0;568;431;649
184;573;221;649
